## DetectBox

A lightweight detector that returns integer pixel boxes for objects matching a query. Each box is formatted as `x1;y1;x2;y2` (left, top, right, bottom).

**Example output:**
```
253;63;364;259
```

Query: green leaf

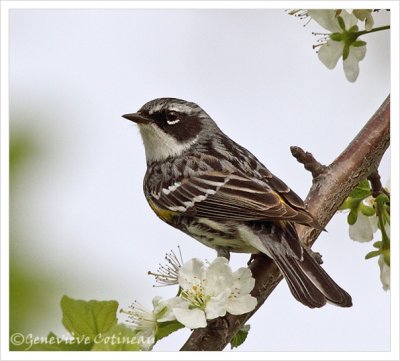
365;250;381;260
360;204;375;216
28;332;93;351
339;197;352;210
376;193;390;204
353;40;367;47
383;206;390;223
61;296;118;341
350;187;371;200
373;241;383;249
358;179;370;188
230;324;250;349
347;209;358;225
10;133;41;176
155;320;185;342
92;324;141;351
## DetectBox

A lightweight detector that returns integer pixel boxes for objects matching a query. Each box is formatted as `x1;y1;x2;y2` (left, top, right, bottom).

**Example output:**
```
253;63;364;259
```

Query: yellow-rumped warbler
123;98;352;308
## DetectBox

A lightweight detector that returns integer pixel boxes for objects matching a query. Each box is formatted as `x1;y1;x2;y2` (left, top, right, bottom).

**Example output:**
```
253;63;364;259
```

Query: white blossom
349;211;378;242
317;39;344;69
378;255;390;291
342;45;367;82
122;296;180;350
308;9;367;82
228;267;257;315
308;9;345;32
172;257;257;329
353;10;374;31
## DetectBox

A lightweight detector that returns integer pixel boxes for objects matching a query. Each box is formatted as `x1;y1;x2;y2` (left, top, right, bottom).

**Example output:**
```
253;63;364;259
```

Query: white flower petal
318;39;344;69
178;258;206;290
365;13;374;31
204;257;233;295
349;212;375;242
378;255;390;291
156;297;184;322
343;45;366;82
231;267;255;295
136;329;155;351
227;294;258;315
370;214;379;234
353;10;374;30
352;44;367;61
152;296;162;308
173;307;207;329
340;10;358;29
308;10;340;32
174;257;258;327
166;296;188;309
205;288;230;319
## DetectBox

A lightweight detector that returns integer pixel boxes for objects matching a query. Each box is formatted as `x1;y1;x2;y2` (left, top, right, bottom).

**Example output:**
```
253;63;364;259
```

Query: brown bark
180;95;390;351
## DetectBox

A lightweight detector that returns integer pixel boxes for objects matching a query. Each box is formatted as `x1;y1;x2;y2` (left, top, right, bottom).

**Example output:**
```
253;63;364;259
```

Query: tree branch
180;95;390;351
290;146;327;178
368;170;389;197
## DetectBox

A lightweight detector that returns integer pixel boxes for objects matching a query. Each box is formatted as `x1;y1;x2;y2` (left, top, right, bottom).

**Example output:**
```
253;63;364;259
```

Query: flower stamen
148;247;183;286
122;300;155;329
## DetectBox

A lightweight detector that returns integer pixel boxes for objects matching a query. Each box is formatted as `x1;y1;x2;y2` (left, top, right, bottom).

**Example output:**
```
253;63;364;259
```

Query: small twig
290;146;327;178
368;170;389;197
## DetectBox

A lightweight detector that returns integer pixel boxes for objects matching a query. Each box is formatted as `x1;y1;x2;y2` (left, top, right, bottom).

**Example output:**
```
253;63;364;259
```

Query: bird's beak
122;112;151;124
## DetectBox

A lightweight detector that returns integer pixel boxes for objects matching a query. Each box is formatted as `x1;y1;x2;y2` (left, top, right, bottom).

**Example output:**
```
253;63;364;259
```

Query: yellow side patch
148;199;176;223
273;191;286;204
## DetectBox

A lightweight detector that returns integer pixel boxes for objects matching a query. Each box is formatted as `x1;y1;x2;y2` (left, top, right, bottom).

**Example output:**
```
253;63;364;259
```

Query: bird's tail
257;223;352;308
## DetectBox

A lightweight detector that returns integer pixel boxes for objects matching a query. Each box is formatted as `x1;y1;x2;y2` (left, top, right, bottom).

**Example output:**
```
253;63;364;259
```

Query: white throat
138;123;197;163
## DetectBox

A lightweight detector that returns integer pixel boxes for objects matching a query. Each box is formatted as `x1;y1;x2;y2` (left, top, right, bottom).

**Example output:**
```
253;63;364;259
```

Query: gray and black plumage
122;97;352;308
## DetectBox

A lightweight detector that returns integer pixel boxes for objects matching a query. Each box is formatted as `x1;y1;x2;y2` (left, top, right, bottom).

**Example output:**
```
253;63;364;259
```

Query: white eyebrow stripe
168;104;196;114
148;103;164;114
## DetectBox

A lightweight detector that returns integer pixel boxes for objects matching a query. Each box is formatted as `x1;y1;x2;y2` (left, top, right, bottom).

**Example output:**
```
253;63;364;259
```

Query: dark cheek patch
147;111;202;143
168;115;202;142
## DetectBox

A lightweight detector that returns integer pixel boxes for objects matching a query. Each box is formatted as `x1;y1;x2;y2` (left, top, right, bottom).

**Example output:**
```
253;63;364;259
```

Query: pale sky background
9;8;390;352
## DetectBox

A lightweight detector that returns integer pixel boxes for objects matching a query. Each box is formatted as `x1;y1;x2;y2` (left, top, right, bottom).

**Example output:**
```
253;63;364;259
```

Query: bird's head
123;98;217;164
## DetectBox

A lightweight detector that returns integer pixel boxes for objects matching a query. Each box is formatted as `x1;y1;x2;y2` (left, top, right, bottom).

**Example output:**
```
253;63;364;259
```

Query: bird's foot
307;248;323;264
216;247;230;261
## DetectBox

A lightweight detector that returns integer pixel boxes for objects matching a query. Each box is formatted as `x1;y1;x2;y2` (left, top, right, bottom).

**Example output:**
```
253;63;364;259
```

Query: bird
122;97;352;308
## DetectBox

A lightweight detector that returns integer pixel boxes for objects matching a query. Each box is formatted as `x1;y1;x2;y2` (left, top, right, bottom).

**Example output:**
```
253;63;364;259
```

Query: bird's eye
166;112;180;125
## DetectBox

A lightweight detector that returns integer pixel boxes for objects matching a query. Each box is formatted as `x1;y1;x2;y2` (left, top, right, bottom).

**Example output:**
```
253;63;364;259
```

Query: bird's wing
149;170;317;225
257;166;309;211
